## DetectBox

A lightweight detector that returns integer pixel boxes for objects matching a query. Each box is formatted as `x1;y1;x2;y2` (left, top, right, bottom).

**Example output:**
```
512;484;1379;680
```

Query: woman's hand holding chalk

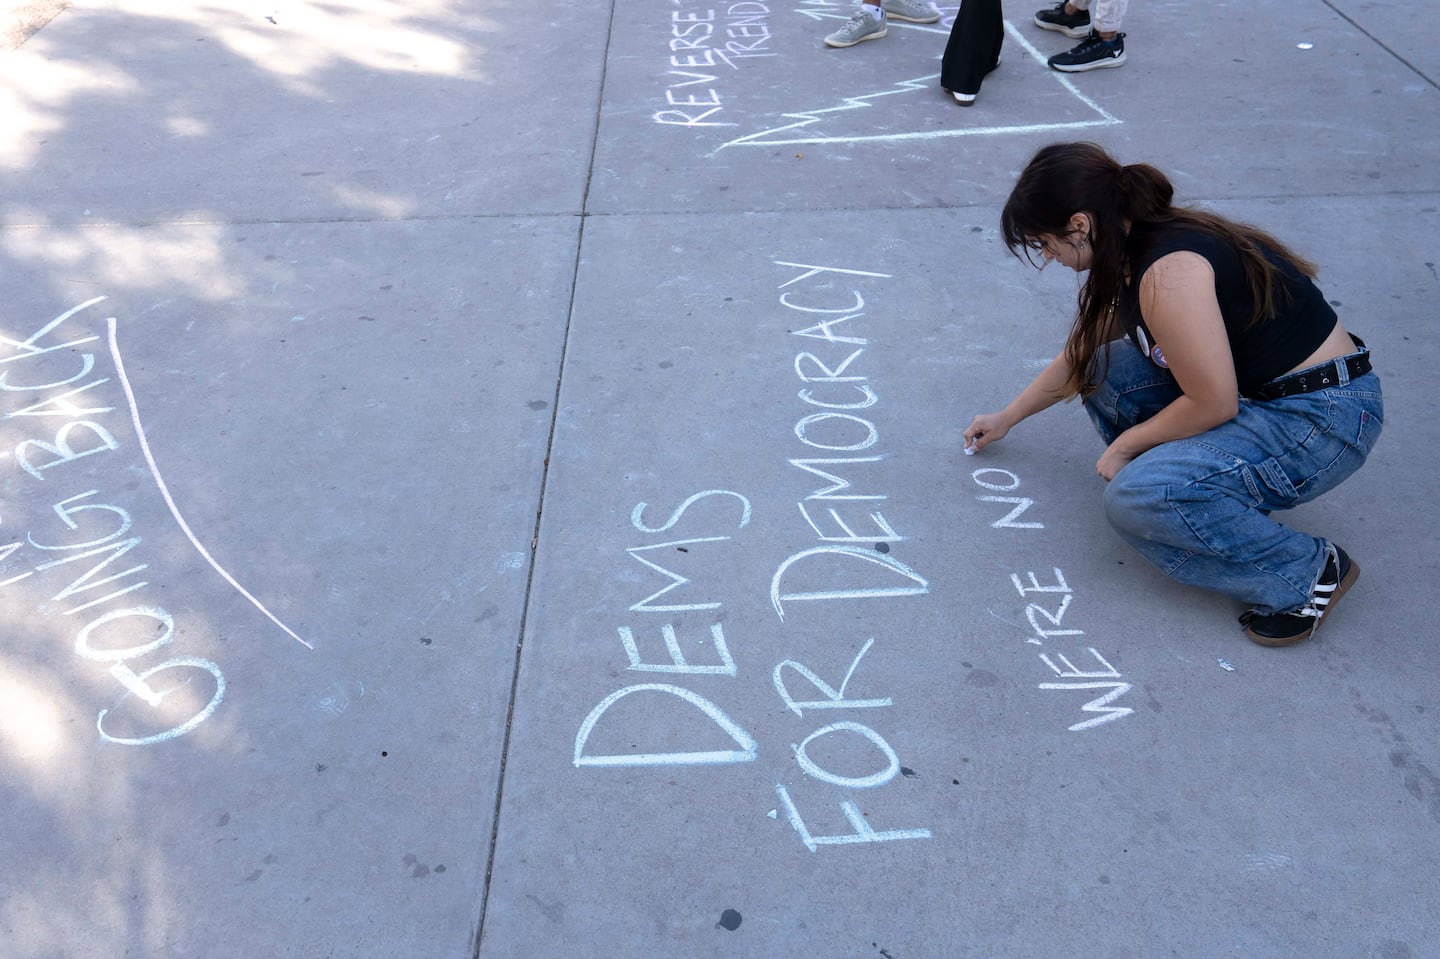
964;413;1009;455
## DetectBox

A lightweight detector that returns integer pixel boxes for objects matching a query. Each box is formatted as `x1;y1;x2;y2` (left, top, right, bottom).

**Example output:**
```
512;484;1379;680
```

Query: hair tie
1117;165;1134;195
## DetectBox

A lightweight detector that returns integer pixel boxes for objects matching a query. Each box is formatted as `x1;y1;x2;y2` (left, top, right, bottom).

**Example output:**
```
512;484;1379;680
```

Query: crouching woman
964;142;1383;645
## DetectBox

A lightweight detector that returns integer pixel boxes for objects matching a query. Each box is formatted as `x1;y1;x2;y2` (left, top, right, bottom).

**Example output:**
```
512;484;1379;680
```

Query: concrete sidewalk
1;1;1436;957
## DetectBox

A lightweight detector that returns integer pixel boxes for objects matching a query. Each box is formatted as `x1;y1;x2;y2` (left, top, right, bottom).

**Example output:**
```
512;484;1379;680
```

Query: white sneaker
882;0;940;23
825;10;887;47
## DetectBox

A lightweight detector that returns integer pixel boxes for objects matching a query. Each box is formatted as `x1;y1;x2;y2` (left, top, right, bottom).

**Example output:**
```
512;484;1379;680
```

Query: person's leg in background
940;0;1004;105
825;0;939;48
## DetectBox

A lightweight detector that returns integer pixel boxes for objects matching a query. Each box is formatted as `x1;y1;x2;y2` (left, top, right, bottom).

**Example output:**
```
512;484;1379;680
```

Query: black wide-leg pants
941;0;1004;96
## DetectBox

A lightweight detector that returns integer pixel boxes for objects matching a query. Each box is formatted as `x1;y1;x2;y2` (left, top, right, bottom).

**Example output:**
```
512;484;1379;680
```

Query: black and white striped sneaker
1241;545;1359;647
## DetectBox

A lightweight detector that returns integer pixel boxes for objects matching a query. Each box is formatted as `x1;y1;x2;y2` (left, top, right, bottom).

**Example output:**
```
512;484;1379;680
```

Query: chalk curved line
106;318;313;650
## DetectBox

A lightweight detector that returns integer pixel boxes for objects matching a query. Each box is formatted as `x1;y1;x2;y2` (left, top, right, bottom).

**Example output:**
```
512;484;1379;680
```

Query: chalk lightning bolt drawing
714;20;1120;153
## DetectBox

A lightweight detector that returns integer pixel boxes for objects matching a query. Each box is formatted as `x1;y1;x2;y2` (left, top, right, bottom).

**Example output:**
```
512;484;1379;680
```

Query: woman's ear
1069;212;1091;236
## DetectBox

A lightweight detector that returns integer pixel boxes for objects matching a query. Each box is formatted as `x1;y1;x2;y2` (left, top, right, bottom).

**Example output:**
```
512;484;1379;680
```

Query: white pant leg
1067;0;1125;32
1091;0;1126;32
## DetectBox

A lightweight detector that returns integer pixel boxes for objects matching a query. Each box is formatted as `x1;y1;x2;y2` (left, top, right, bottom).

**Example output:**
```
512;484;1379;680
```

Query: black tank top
1118;228;1337;395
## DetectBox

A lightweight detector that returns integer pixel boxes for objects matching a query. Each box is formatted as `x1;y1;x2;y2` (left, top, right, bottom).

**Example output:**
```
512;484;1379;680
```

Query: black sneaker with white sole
1241;545;1360;647
1033;1;1090;39
1048;30;1126;72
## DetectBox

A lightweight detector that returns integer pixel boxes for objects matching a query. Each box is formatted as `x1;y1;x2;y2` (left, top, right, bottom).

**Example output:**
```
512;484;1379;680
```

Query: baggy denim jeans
1083;339;1384;614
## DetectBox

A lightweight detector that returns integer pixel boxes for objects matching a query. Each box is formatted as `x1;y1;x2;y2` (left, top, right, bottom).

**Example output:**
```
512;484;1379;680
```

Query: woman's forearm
1000;352;1075;427
1112;392;1238;459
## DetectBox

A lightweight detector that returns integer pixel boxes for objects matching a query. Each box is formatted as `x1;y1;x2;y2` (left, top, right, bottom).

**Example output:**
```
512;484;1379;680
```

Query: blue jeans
1083;339;1384;614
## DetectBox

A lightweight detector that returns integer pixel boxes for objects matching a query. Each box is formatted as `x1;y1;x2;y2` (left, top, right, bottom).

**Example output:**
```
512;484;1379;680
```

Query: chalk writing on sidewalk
655;2;777;128
1;298;307;746
573;489;756;768
770;260;930;849
965;468;1134;731
771;261;929;622
574;261;931;852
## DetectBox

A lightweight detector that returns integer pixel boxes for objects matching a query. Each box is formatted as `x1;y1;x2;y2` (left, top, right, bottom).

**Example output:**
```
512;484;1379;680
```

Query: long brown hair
1000;142;1319;396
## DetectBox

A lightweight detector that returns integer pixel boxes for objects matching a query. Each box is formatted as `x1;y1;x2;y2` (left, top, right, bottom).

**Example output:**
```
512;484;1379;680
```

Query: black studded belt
1248;336;1373;401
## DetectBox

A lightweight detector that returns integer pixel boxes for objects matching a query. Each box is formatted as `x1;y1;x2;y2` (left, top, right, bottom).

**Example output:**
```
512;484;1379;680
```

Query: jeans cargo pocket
1245;457;1301;509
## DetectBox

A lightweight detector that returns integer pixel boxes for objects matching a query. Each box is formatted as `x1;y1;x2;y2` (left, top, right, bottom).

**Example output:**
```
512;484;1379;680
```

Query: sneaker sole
1246;558;1361;647
1033;18;1090;38
1049;52;1126;72
825;26;887;47
942;55;997;106
887;10;941;22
